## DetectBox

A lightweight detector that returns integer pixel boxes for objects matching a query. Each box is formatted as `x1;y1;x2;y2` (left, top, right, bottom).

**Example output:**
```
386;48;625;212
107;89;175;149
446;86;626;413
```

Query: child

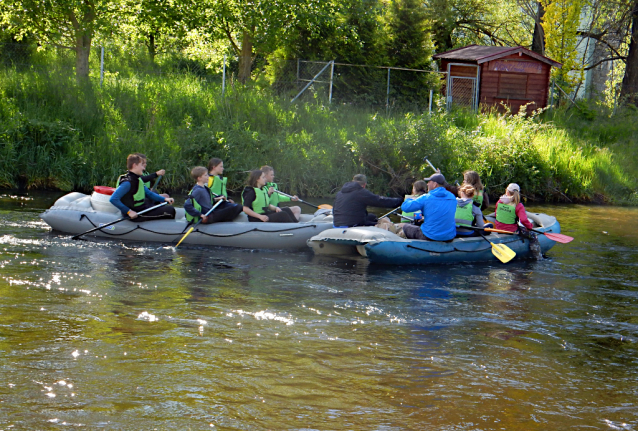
115;153;168;197
208;158;235;203
401;180;427;222
260;165;301;221
110;153;176;221
494;183;534;232
242;170;297;223
184;166;242;224
462;170;488;210
455;184;485;237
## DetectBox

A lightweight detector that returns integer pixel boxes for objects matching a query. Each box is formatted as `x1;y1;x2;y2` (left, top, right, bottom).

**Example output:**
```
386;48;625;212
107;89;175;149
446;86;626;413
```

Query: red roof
433;44;562;68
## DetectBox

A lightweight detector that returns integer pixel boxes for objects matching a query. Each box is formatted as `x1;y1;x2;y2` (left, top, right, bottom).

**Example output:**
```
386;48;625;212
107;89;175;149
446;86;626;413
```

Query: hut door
446;63;480;111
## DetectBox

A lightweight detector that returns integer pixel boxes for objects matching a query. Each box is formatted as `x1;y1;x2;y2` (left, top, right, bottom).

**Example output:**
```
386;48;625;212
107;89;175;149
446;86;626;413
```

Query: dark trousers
202;202;243;223
135;203;176;222
248;207;296;223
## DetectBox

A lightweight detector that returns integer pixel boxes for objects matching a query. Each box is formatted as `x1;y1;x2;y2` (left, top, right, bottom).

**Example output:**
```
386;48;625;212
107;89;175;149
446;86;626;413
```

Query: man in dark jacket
333;174;404;227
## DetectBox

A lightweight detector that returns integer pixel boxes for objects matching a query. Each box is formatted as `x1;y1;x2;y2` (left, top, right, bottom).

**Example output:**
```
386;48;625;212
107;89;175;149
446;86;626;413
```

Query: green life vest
496;202;518;225
455;200;474;227
401;194;422;221
266;182;289;206
473;189;483;207
185;186;214;223
208;175;228;198
242;187;270;214
116;173;152;189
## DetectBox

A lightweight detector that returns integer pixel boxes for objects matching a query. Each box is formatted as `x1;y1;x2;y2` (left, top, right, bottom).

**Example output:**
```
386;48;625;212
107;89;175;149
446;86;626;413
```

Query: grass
0;64;636;204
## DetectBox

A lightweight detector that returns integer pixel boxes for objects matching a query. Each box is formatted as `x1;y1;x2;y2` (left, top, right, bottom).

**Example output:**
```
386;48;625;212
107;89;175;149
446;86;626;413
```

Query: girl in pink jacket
494;183;534;232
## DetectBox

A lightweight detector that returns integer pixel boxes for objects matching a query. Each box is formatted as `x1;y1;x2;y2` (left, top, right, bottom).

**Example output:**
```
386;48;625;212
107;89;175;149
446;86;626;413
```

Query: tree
133;0;191;62
425;0;532;53
620;0;638;104
541;0;586;92
1;0;123;79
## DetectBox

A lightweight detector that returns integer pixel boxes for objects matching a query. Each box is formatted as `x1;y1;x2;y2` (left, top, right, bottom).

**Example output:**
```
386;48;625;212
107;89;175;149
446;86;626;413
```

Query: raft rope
406;237;525;254
78;214;318;238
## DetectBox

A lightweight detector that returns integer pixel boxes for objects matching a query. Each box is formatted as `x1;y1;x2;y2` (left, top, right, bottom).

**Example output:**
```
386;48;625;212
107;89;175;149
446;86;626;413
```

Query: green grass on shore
0;67;636;204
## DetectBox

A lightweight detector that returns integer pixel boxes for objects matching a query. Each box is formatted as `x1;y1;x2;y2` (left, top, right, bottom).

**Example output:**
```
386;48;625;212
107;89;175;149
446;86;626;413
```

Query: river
0;191;636;429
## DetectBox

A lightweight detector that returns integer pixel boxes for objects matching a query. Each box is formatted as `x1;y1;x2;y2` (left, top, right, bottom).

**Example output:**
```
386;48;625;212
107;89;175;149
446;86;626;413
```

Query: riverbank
1;69;636;203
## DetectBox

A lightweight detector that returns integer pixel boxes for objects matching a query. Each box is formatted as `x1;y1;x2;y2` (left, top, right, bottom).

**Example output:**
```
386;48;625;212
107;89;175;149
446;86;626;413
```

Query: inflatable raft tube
307;213;560;265
41;192;334;250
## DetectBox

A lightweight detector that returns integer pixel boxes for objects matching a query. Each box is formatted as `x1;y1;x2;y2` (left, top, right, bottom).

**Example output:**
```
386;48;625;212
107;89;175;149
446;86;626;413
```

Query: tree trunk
531;2;545;55
621;0;638;105
148;32;156;63
237;28;254;83
75;34;91;80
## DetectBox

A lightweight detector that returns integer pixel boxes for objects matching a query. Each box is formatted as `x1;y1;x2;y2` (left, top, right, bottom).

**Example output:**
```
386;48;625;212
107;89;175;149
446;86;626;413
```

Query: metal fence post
386;68;391;115
222;55;227;97
291;60;333;103
429;89;433;114
329;61;335;103
100;47;104;87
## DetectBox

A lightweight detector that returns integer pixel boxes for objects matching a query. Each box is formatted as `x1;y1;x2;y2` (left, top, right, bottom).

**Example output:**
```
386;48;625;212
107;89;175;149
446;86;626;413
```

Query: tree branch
585;56;625;70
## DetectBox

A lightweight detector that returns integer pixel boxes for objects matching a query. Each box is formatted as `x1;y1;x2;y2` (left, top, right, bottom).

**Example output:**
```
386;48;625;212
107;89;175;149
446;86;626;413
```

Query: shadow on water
0;193;637;429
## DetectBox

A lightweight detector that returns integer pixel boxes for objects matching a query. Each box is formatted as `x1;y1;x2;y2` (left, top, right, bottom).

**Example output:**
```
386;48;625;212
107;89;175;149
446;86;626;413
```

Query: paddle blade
175;227;194;248
491;242;516;263
318;204;333;209
543;232;573;243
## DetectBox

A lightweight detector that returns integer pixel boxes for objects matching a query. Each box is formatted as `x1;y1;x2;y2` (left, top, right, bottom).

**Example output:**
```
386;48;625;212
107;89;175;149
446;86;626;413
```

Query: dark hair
260;165;274;173
463;170;483;191
247;170;264;188
126;153;146;170
208;158;223;172
353;174;367;185
191;166;208;181
412;180;427;195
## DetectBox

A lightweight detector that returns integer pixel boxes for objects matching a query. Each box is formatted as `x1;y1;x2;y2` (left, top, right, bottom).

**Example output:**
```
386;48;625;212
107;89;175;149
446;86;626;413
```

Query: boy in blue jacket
400;173;457;241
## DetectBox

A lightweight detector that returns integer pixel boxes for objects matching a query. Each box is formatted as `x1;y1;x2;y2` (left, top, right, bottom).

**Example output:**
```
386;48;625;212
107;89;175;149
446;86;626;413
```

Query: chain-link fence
0;41;444;109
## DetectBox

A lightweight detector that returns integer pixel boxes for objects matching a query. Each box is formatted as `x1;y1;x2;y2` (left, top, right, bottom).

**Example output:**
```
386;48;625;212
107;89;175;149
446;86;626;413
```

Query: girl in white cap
494;183;534;232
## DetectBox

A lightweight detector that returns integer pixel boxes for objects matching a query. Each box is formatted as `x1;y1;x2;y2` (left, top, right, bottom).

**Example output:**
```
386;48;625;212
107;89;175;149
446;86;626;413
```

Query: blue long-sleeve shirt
401;186;457;241
110;181;166;215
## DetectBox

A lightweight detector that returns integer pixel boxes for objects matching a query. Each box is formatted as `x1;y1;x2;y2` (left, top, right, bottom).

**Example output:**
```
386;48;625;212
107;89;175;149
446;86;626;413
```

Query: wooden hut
433;45;562;114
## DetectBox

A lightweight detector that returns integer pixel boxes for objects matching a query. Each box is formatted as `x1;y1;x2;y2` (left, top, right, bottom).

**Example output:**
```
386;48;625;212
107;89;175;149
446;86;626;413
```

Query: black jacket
333;181;403;227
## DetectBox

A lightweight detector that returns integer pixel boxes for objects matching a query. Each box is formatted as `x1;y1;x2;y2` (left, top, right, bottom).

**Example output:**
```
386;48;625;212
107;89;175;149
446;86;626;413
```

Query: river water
0;191;636;430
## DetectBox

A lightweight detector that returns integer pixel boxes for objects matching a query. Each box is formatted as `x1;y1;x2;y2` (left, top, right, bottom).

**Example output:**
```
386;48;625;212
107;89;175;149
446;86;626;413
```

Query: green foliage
0;66;636;204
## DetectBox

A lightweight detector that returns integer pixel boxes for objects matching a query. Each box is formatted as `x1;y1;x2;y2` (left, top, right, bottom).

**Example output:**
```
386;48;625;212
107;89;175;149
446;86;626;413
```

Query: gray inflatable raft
40;192;334;249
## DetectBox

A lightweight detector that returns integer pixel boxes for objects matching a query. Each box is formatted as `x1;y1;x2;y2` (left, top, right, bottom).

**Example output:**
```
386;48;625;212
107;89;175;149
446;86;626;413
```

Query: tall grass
0;67;636;203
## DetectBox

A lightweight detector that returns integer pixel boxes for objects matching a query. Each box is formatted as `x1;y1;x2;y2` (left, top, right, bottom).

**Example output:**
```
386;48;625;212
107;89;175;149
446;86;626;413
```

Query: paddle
274;190;332;210
150;175;163;192
424;158;460;186
476;226;573;244
175;198;225;248
380;207;402;219
478;231;516;263
72;202;168;240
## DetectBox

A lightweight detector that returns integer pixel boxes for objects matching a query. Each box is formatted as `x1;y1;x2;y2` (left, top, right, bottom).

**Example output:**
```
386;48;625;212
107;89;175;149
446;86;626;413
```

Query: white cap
507;183;520;192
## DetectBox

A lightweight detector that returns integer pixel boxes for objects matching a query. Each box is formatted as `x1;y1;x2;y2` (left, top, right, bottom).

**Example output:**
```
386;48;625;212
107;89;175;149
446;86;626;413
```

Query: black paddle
72;202;168;240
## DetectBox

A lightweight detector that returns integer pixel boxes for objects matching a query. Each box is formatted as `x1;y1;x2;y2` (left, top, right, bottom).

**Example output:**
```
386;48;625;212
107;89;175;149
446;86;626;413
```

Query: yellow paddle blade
490;241;516;263
318;204;333;209
176;227;194;248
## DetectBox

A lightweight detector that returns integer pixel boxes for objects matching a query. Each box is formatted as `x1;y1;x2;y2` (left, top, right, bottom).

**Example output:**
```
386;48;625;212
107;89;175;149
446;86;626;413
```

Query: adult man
260;165;301;221
400;173;456;241
333;174;403;227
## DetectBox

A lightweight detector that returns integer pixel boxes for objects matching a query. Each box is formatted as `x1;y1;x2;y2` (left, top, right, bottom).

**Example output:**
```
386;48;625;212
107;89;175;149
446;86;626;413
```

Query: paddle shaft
274;190;333;210
175;198;225;248
72;202;168;240
425;158;438;173
380;207;401;219
151;175;163;192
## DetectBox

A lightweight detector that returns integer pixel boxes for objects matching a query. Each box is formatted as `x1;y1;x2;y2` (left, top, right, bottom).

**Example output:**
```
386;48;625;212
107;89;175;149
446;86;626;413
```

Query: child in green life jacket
115;153;169;198
184;166;242;224
242;170;297;223
455;184;485;237
401;180;427;222
260;165;301;221
494;183;534;233
207;158;236;203
462;170;488;210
